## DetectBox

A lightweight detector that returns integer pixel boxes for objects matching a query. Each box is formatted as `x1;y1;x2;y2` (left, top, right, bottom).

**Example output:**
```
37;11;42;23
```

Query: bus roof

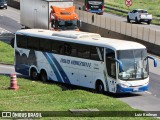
16;29;146;50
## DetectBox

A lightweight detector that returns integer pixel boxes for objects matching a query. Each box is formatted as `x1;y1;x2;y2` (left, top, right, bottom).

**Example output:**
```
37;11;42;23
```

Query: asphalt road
103;12;160;31
0;6;160;112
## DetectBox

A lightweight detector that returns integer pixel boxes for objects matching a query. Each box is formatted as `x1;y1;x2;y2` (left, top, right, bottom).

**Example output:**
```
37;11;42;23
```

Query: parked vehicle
0;0;7;9
20;0;80;30
127;9;152;24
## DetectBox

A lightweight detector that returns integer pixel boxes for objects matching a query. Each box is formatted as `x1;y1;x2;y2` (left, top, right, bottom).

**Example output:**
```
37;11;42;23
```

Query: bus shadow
105;92;142;98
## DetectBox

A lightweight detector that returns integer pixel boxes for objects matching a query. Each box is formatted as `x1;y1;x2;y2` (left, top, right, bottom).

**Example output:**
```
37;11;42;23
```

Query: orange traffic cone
9;74;19;90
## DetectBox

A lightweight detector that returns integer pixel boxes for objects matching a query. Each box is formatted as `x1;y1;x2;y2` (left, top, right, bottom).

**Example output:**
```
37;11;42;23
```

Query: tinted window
27;37;39;50
77;44;90;59
90;46;99;60
39;38;51;51
51;40;64;54
16;34;27;48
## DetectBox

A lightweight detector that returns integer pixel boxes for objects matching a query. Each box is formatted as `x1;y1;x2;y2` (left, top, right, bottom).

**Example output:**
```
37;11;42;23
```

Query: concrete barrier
126;23;132;36
83;12;88;23
96;15;101;27
79;10;84;22
137;26;143;40
155;31;160;46
111;18;116;31
100;16;106;28
115;20;121;33
131;24;138;38
120;22;126;35
149;29;156;44
143;28;150;42
105;18;111;30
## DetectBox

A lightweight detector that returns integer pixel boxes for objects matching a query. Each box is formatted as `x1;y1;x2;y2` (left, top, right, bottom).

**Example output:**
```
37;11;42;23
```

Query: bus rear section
86;0;104;15
75;0;104;15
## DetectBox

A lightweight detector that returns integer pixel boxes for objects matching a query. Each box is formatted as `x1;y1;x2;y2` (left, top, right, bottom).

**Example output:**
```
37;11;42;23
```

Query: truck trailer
20;0;80;30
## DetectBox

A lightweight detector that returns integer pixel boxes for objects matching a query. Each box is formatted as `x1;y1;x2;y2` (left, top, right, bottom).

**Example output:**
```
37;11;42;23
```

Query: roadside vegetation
0;75;157;119
104;0;160;25
0;41;14;64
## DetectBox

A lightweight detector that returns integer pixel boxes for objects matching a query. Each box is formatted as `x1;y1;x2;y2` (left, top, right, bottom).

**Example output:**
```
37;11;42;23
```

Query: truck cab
50;6;81;31
0;0;7;9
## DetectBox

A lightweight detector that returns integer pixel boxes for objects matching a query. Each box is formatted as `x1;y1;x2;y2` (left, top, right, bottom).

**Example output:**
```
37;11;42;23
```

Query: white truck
127;9;152;24
20;0;74;29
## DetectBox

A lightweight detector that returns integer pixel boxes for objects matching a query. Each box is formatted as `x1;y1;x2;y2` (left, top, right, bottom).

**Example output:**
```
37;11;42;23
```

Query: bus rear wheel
96;81;104;94
40;71;48;82
30;68;39;80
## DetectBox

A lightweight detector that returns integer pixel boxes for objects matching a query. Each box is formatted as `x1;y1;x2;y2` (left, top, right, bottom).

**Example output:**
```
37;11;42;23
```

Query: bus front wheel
30;68;39;80
96;81;104;94
40;71;48;82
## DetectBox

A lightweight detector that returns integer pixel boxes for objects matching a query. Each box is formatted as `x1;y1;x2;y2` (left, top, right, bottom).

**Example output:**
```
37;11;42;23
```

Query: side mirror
115;59;123;72
77;20;81;28
10;38;14;48
147;56;158;67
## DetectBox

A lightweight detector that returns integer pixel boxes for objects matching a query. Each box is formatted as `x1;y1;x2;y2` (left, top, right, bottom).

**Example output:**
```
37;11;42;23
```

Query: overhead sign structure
125;0;132;7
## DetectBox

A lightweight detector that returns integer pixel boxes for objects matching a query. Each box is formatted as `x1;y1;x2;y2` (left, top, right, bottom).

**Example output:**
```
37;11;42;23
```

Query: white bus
14;29;157;93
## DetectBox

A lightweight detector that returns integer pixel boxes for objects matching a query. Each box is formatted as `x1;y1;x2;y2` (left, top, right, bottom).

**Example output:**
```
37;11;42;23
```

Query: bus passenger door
105;49;117;93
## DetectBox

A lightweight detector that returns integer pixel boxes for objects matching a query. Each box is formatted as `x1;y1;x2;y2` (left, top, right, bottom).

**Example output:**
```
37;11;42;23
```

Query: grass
0;41;14;64
0;75;157;119
104;0;160;25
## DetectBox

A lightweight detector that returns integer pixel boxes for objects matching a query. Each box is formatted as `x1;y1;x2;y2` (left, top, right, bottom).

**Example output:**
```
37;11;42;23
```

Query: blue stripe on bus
48;53;71;84
43;52;63;83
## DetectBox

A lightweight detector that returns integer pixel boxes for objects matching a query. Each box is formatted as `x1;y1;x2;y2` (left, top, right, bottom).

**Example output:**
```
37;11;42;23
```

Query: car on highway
127;9;152;24
0;0;7;9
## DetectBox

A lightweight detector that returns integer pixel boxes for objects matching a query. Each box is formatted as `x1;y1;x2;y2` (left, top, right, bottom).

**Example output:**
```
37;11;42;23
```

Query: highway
103;12;160;31
0;6;160;111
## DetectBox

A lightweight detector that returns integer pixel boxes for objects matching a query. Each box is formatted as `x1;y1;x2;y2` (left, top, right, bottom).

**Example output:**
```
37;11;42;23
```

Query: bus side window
70;43;77;57
27;37;39;50
51;40;63;54
106;49;116;79
63;43;72;55
77;44;90;59
90;46;100;61
39;39;51;52
16;34;27;48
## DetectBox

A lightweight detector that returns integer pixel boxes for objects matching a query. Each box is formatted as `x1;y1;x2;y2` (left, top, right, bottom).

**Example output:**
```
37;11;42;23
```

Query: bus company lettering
60;58;91;68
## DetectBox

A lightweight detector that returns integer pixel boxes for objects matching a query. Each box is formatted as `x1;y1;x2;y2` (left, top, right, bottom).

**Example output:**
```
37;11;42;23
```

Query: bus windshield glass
57;20;78;30
117;49;148;80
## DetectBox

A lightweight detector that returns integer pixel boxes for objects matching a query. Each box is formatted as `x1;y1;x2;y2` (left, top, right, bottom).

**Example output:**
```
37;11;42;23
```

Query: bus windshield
57;20;78;30
117;49;149;80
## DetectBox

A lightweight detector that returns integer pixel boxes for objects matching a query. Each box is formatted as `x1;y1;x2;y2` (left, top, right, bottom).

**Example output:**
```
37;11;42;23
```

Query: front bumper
116;84;149;93
87;10;103;14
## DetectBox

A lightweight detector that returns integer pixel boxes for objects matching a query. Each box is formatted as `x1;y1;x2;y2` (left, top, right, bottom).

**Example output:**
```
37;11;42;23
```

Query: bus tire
30;68;39;80
40;71;48;82
96;80;104;94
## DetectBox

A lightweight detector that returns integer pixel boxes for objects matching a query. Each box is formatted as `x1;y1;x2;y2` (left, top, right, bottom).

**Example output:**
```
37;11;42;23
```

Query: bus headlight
120;83;129;88
144;82;149;86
